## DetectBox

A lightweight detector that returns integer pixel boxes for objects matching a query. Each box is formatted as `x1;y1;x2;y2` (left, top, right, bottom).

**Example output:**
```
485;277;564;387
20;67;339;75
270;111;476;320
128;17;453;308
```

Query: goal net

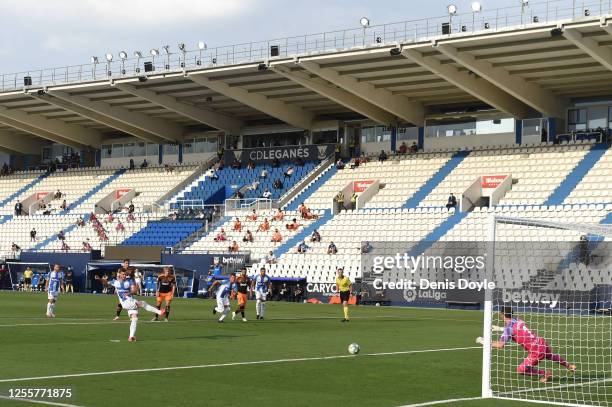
6;262;51;291
482;215;612;407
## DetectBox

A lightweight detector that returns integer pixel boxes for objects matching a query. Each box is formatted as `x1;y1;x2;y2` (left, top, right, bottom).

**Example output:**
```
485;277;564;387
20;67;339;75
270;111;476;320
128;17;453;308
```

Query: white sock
256;300;261;316
50;303;56;315
46;303;51;315
260;302;266;318
139;301;161;315
129;317;138;338
219;307;229;321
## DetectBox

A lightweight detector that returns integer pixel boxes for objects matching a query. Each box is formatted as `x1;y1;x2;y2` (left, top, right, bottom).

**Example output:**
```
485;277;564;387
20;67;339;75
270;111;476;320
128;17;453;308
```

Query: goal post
482;214;612;407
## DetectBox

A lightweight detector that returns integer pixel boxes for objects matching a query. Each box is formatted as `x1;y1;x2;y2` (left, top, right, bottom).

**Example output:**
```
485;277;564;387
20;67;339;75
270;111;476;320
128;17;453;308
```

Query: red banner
481;175;507;189
36;192;49;200
353;180;374;193
115;188;132;200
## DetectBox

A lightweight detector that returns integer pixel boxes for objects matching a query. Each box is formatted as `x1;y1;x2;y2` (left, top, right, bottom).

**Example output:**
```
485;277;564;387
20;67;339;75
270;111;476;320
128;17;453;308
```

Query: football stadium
0;0;612;406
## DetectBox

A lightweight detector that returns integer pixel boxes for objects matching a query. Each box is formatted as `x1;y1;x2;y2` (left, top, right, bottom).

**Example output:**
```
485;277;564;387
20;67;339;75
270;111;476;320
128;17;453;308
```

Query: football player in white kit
208;274;235;323
45;264;64;318
110;269;164;341
253;267;271;320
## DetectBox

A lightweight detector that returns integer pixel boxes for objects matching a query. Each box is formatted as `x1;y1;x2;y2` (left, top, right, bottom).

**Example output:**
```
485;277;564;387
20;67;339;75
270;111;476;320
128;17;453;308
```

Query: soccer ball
348;343;360;355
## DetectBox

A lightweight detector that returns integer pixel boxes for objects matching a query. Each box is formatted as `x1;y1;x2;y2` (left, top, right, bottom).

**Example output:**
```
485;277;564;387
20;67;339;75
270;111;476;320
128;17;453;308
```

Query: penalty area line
0;395;85;407
0;346;480;383
398;397;483;406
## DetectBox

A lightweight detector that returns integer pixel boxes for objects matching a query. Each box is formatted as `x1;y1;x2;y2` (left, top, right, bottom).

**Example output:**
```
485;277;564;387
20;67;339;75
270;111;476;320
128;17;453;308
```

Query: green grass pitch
0;291;588;406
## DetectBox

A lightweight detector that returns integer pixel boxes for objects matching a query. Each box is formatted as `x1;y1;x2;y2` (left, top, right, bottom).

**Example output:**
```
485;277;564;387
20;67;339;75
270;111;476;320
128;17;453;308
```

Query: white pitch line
500;377;612;396
0;346;480;383
0;395;85;407
398;396;483;406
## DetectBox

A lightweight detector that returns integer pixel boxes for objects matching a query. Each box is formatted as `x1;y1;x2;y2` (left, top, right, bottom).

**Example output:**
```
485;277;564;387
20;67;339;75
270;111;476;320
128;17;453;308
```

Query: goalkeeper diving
477;306;576;383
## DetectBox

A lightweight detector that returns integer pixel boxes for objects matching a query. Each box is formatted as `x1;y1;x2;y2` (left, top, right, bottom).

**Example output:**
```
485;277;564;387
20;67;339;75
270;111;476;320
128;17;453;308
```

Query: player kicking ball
45;264;64;318
480;307;576;383
153;267;175;322
110;269;164;341
209;275;235;323
253;267;271;320
232;267;252;322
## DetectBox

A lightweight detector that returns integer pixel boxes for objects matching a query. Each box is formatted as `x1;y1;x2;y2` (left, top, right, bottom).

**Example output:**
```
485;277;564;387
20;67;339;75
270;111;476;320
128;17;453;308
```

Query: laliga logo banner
481;175;507;189
353;180;374;193
223;144;335;165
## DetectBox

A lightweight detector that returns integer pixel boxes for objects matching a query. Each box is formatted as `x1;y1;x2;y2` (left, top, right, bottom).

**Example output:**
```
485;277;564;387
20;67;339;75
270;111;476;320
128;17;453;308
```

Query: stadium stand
122;220;204;248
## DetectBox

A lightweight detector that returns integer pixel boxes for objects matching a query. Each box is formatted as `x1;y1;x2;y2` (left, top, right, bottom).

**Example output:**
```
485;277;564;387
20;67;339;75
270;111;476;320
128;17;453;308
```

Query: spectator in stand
247;209;258;221
336;159;345;170
61;241;70;252
350;192;358;210
106;213;114;223
264;251;276;264
242;230;254;243
82;239;92;252
14;201;23;216
128;202;135;214
57;230;65;241
410;141;418;153
30;228;37;242
231;158;241;169
272;158;280;168
258;218;270;232
260;168;269;179
54;189;62;199
262;188;272;199
165;164;174;173
327;241;338;255
234;190;244;199
273;178;283;190
271;228;283;243
361;241;372;254
116;221;125;233
285;218;301;232
247;159;256;170
399;142;408;154
233;218;242;232
206;167;219;181
215;228;228;242
296;240;310;253
129;158;135;170
60;199;67;211
310;229;321;243
228;240;239;253
284;166;295;178
334;191;345;213
141;159;148;168
378;150;388;162
446;193;457;211
273;209;285;221
127;212;136;223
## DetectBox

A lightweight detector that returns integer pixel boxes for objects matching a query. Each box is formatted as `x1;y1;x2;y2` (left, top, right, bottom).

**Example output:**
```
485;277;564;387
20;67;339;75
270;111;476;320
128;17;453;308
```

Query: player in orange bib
232;267;252;322
153;267;176;322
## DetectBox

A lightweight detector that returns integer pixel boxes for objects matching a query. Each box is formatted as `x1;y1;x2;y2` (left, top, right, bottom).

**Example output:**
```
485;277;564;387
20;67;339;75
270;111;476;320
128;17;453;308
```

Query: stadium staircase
544;143;608;206
407;211;469;256
285;165;338;211
61;168;126;214
0;171;50;208
402;150;470;209
0;215;13;226
121;220;204;248
34;219;83;251
272;210;333;257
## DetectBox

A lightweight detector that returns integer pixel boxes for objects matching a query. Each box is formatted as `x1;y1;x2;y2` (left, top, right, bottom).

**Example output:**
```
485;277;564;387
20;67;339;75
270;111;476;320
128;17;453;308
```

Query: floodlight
150;49;160;56
105;53;113;62
133;51;143;58
471;2;482;12
198;41;206;50
360;17;370;27
91;56;99;64
162;45;171;54
178;43;186;52
447;4;457;15
119;51;128;60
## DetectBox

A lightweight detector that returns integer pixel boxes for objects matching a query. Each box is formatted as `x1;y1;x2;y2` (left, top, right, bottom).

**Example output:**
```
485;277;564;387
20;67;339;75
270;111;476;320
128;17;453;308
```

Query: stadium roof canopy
0;0;611;152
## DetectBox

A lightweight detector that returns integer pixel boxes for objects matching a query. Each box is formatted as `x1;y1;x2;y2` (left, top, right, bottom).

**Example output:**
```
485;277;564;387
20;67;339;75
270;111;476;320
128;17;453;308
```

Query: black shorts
24;278;31;285
339;291;350;302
